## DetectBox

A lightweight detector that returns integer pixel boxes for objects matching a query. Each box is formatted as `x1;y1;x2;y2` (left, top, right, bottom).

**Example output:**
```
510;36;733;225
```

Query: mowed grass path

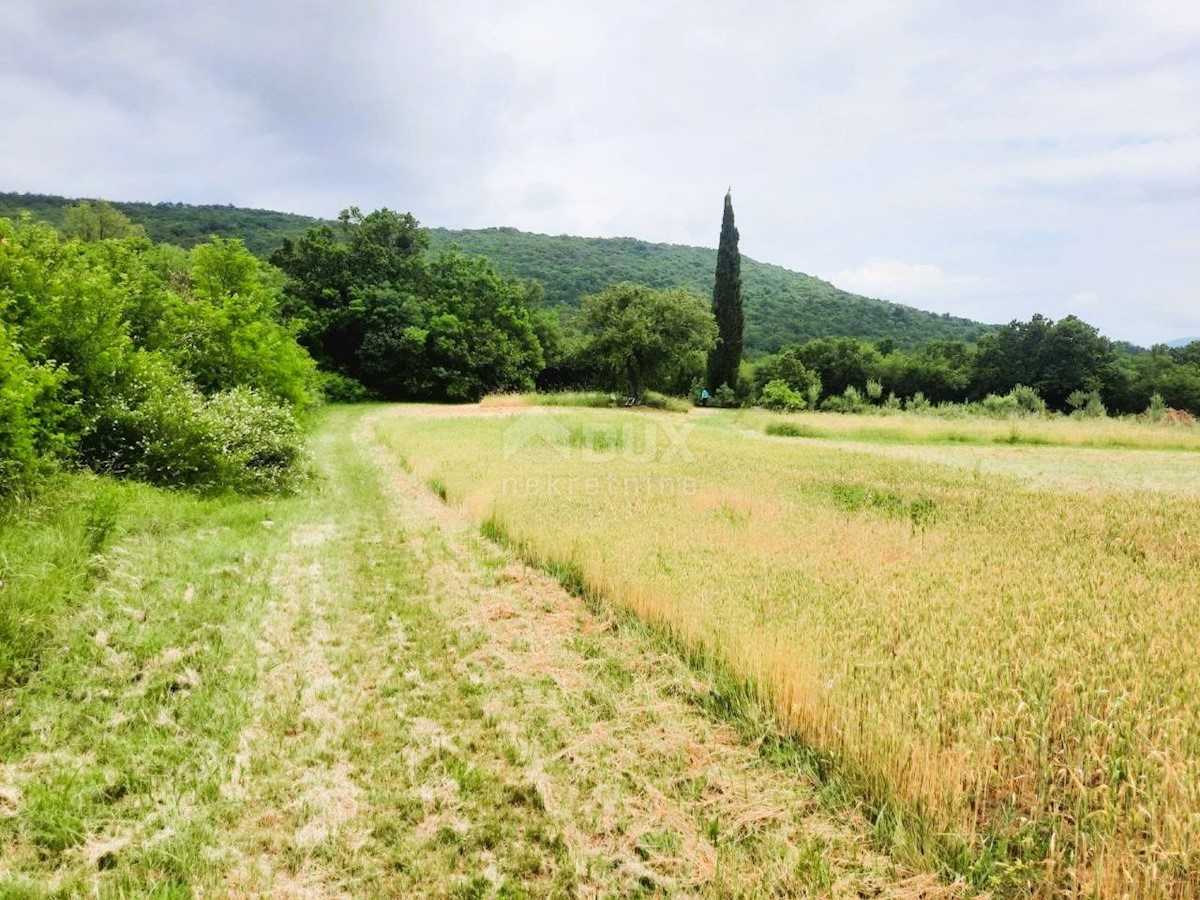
377;404;1200;899
0;407;926;897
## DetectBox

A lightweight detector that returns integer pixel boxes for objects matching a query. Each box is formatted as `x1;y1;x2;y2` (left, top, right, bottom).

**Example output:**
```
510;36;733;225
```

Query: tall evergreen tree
706;190;744;391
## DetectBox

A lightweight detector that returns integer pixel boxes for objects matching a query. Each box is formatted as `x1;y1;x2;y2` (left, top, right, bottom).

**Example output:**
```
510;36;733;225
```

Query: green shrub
1067;389;1106;419
759;379;806;412
0;326;64;496
320;371;371;403
822;385;866;413
906;391;930;412
203;387;306;493
712;383;738;408
81;354;304;493
981;385;1046;419
1146;393;1167;422
1010;384;1047;415
81;352;220;487
980;391;1020;417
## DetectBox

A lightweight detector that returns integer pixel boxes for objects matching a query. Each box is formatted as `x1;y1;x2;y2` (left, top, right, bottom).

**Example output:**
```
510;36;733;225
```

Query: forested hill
427;227;989;351
0;191;318;257
0;191;990;351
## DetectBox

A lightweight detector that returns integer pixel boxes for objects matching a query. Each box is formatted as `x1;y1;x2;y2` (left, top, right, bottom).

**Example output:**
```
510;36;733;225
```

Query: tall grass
378;406;1200;898
748;409;1200;451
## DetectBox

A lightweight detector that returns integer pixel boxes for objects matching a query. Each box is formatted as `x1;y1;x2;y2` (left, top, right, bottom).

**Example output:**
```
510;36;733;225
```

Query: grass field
376;403;1200;898
1;407;942;897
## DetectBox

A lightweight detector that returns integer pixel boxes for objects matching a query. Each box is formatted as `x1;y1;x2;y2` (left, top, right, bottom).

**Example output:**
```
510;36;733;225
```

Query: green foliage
0;193;993;352
759;379;806;412
358;249;544;401
60;201;146;241
973;315;1115;410
577;282;716;398
795;338;881;398
1146;393;1167;422
0;324;64;495
1067;389;1107;419
153;238;320;407
822;385;867;413
0;217;313;496
707;192;744;390
272;209;543;401
202;387;306;493
0;191;318;256
750;347;822;404
711;383;739;408
79;355;305;492
748;327;1200;418
1009;384;1048;416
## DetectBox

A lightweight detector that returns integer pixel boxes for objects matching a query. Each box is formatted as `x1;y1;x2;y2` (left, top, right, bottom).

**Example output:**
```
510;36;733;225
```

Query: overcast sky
3;1;1199;344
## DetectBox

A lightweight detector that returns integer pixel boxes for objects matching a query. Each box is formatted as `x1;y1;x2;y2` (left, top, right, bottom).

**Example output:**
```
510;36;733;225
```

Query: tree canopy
272;208;545;401
579;283;716;398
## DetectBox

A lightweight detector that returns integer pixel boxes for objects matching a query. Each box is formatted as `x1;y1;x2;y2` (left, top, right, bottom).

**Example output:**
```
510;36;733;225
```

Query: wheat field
376;405;1200;898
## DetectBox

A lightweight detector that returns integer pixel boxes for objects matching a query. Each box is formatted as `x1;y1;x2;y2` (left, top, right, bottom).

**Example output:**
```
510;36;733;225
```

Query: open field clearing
376;403;1200;898
0;407;936;897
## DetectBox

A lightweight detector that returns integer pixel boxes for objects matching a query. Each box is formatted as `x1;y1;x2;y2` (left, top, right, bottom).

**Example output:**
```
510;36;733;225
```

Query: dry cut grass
377;404;1200;899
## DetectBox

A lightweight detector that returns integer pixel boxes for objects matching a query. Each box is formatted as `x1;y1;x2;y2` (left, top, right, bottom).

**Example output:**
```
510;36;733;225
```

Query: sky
2;1;1199;345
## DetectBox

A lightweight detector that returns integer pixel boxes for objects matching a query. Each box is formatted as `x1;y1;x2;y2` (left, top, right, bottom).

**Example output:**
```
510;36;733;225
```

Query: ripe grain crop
377;405;1200;898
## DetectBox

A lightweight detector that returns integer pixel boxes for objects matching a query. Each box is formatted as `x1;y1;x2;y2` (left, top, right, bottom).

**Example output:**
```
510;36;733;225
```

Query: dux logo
501;413;573;460
501;413;695;463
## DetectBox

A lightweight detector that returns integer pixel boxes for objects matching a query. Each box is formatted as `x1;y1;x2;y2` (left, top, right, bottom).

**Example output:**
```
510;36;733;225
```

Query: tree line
744;321;1200;416
4;195;1197;502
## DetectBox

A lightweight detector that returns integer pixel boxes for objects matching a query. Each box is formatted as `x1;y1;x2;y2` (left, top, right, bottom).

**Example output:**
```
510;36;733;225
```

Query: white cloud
835;259;983;300
1;0;1199;345
1068;291;1100;307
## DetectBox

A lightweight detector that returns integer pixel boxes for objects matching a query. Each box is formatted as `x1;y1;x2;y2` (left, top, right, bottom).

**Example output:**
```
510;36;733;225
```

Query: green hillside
0;191;991;351
428;227;989;351
0;191;319;257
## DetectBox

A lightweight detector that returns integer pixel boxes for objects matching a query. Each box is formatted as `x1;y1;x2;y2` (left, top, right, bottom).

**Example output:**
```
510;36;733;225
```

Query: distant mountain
1168;337;1199;348
0;191;992;352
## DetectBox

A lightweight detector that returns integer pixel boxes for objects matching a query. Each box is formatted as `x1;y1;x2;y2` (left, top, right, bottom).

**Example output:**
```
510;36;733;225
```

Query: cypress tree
706;189;744;392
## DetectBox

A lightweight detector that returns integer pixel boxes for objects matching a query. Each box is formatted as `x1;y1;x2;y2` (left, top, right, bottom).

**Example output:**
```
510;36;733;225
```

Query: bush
1010;384;1047;416
0;327;64;496
981;391;1020;417
81;352;221;487
203;388;306;493
81;354;305;493
320;371;371;403
906;391;930;412
822;385;866;413
0;219;315;494
982;385;1047;419
1067;389;1106;419
712;383;739;408
759;379;806;412
1146;393;1167;423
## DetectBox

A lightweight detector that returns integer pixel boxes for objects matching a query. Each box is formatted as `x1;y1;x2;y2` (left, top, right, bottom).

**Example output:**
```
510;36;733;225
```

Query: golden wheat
377;405;1200;898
